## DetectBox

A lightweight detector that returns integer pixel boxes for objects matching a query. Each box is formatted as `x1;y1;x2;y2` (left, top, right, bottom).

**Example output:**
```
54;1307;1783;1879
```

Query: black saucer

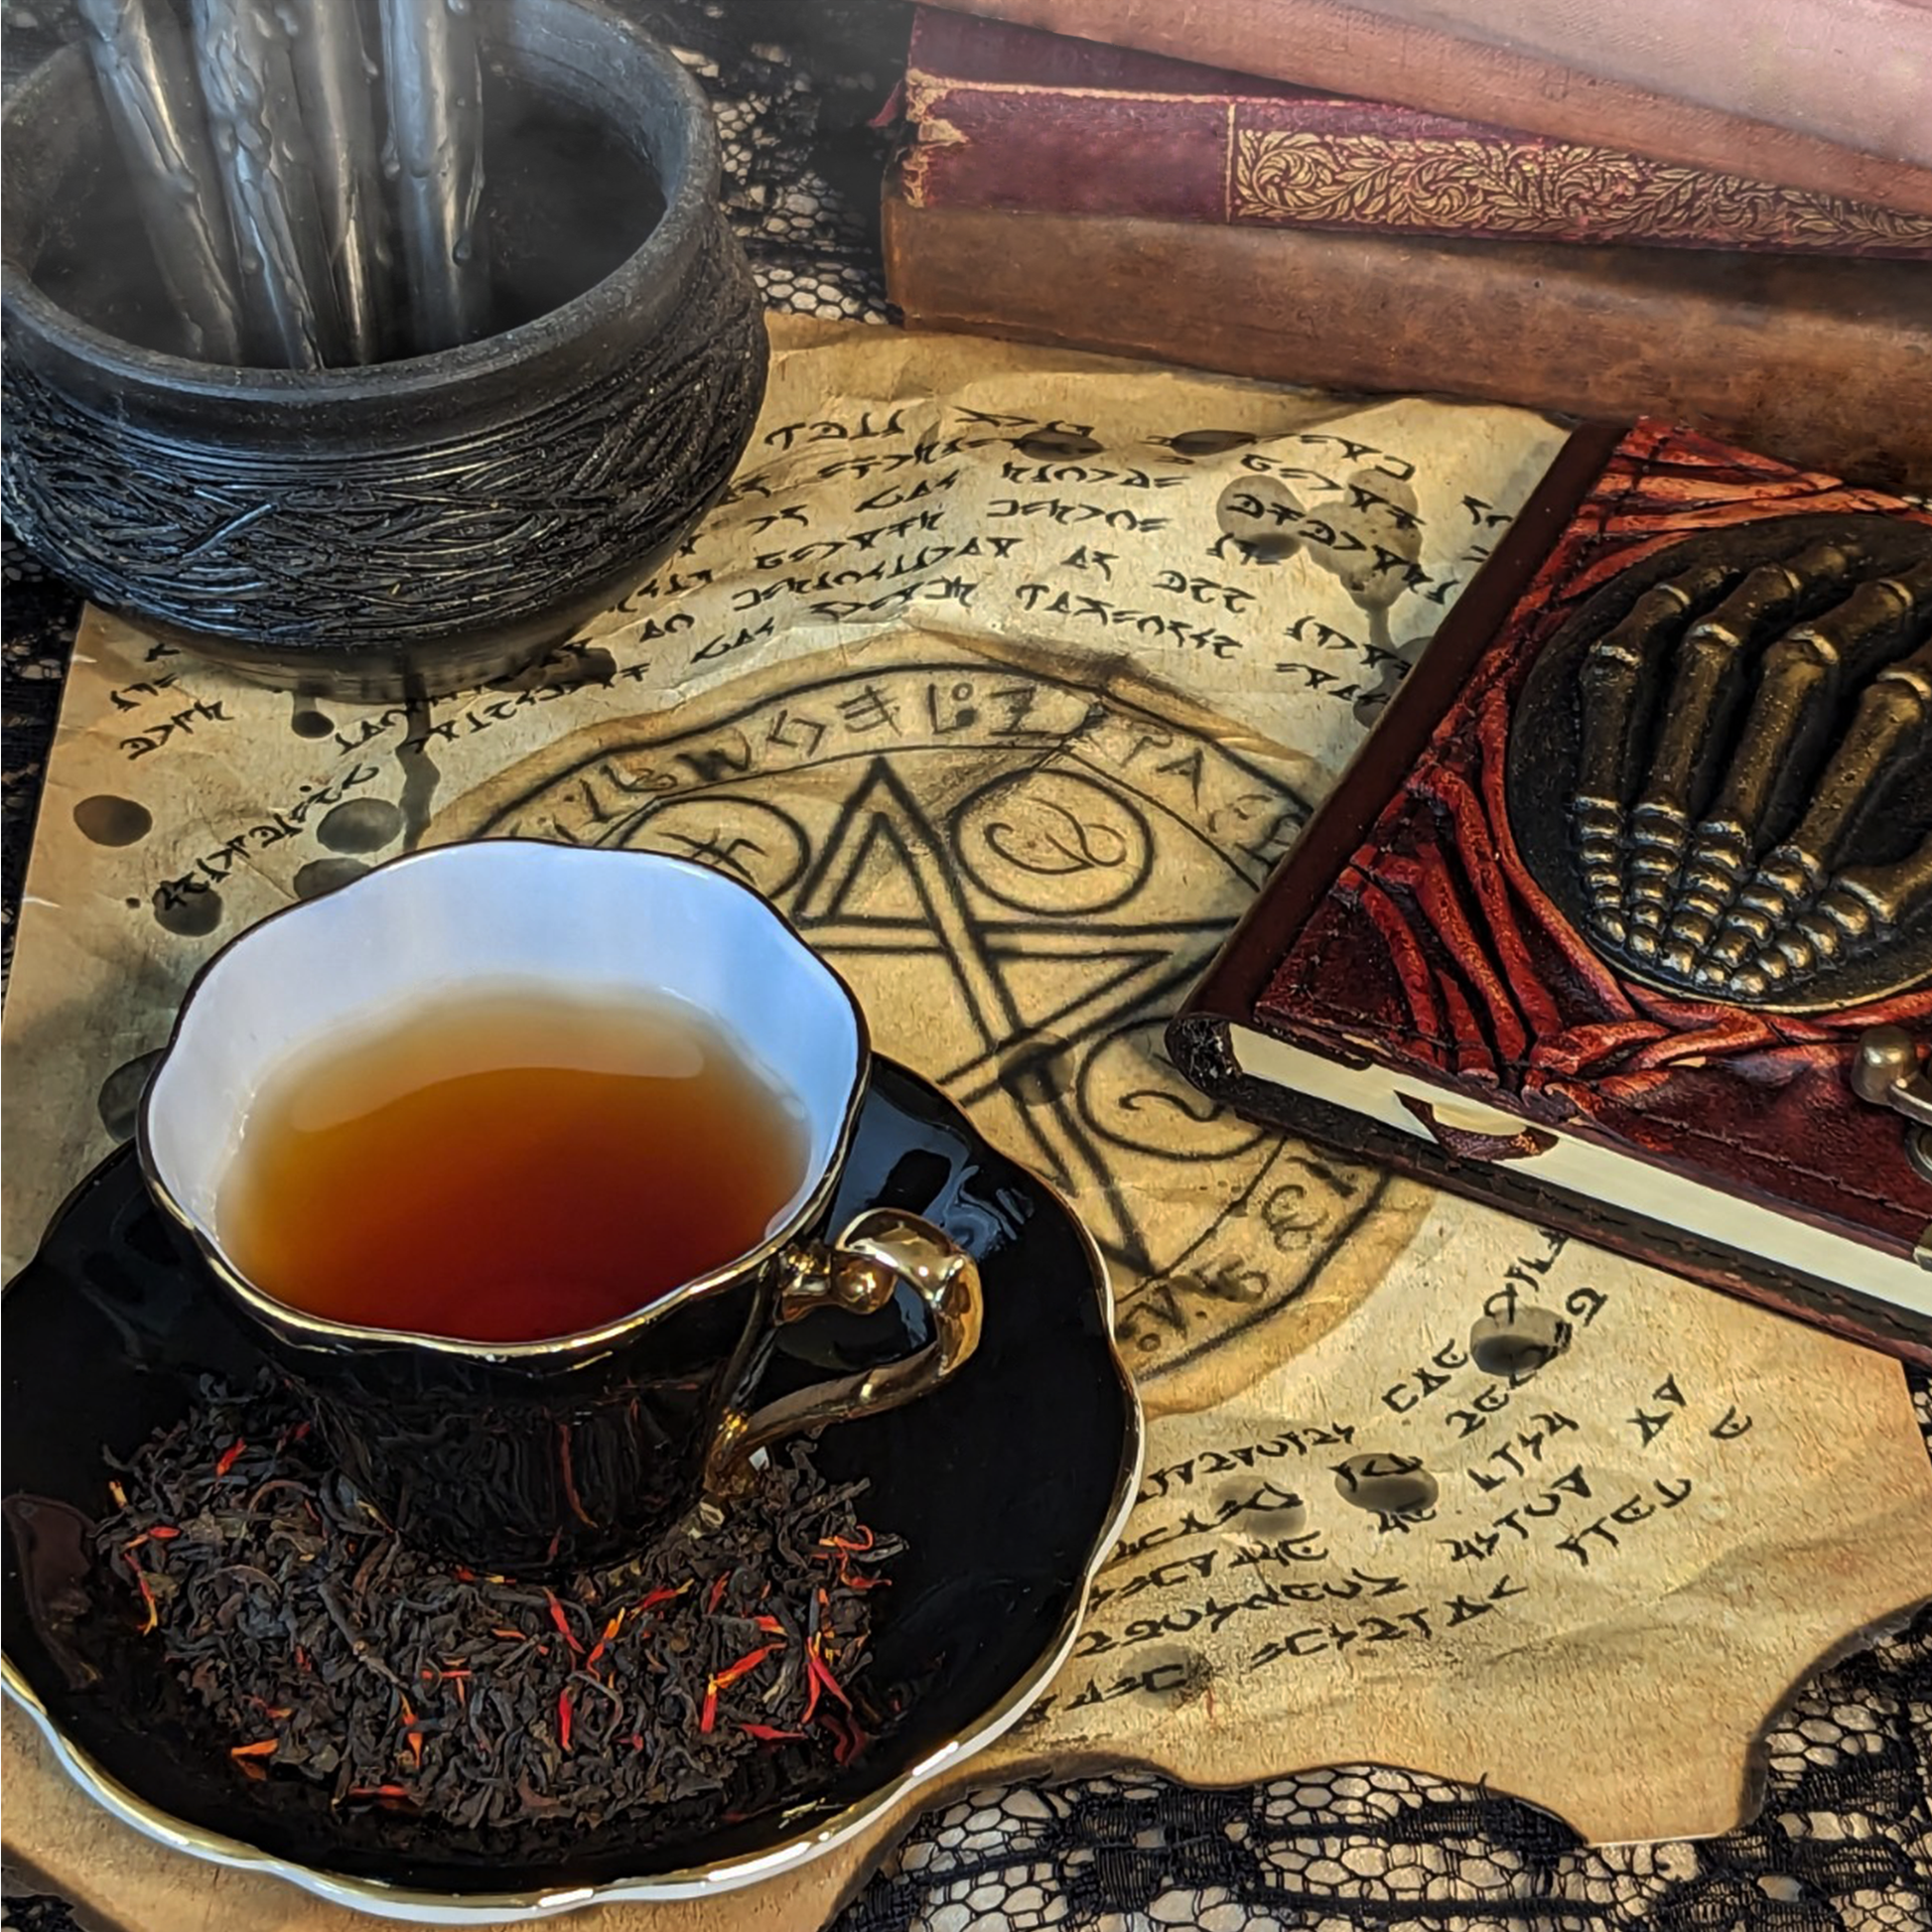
2;1058;1141;1911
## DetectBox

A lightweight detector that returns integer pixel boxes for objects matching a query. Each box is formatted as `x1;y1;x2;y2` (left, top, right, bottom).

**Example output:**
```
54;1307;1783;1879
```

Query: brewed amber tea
218;991;812;1344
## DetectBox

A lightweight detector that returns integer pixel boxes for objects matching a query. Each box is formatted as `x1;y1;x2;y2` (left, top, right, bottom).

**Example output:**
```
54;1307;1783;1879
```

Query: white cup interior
141;842;865;1268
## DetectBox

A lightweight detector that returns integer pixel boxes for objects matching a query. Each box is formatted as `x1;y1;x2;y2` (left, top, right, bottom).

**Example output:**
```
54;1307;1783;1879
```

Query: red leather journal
1169;421;1932;1362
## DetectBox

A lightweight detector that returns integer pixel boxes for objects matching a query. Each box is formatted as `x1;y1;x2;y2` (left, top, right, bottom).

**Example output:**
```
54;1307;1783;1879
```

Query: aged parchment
4;322;1929;1928
987;1206;1932;1843
2;316;1564;1405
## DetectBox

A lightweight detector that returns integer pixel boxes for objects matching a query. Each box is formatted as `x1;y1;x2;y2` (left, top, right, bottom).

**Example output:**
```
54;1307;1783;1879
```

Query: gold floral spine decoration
1230;128;1932;253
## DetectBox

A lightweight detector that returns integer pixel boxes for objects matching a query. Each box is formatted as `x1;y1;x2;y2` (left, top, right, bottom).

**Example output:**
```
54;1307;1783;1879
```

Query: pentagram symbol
434;648;1400;1390
773;757;1248;1273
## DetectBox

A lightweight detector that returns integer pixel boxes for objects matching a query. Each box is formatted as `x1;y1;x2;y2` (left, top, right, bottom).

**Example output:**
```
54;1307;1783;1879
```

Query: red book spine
920;0;1932;218
899;9;1932;255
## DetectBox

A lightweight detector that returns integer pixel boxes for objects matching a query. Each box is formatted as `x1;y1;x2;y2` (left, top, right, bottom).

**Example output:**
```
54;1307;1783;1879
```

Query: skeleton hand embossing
1567;537;1932;1006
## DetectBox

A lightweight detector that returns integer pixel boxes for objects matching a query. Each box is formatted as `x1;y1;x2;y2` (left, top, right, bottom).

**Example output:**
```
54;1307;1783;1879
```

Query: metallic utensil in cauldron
190;0;346;367
287;0;395;365
379;0;491;354
82;0;489;369
73;0;246;365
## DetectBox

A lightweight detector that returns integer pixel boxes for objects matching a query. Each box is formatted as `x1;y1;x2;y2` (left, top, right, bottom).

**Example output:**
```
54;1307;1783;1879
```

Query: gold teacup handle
703;1208;983;1500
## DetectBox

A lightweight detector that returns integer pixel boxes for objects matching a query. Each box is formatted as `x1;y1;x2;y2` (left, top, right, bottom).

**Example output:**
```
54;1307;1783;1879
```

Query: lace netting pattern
3;5;1929;1928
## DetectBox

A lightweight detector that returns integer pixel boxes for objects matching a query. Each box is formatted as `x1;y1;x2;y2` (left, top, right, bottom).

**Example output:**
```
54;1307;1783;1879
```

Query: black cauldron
0;0;768;702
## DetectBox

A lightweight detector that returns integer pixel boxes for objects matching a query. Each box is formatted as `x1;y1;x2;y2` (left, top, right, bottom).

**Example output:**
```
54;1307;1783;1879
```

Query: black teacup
137;841;981;1573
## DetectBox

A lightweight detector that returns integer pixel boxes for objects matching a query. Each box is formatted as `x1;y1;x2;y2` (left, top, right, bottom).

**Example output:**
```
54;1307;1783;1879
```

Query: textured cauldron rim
0;0;717;412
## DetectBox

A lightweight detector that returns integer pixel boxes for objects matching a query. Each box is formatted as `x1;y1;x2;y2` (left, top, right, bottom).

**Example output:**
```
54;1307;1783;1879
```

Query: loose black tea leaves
95;1376;901;1835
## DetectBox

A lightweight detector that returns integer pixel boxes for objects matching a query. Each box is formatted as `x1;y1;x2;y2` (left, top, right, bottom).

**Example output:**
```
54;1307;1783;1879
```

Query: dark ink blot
1125;1645;1217;1707
293;857;372;899
1354;653;1411;731
1334;1453;1438;1518
1470;1306;1573;1380
1014;428;1102;460
72;794;153;846
290;705;335;740
397;695;443;851
315;797;405;854
491;645;618;693
1329;468;1425;615
97;1048;166;1141
1215;477;1303;562
1167;430;1254;457
151;884;221;937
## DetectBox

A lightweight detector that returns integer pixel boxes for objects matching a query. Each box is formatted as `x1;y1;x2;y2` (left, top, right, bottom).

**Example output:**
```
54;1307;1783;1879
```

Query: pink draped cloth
1342;0;1932;168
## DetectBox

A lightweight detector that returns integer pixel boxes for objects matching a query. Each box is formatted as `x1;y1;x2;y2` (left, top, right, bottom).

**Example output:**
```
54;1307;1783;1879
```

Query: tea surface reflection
220;991;811;1345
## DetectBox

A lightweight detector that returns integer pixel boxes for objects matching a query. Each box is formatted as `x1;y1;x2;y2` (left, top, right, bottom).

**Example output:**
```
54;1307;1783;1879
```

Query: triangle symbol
792;760;947;929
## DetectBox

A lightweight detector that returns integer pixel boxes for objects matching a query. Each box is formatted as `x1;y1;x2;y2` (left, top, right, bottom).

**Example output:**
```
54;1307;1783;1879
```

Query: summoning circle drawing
433;652;1402;1391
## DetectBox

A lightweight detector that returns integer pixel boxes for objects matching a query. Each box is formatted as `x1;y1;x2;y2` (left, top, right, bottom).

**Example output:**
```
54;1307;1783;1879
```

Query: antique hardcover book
1168;420;1932;1363
926;0;1932;215
1316;0;1932;170
897;10;1932;256
882;194;1932;488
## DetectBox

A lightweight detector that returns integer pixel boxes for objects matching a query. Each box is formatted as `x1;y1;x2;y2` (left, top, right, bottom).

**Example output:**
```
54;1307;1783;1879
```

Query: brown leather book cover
1168;419;1932;1364
924;0;1932;215
882;193;1932;490
897;9;1932;256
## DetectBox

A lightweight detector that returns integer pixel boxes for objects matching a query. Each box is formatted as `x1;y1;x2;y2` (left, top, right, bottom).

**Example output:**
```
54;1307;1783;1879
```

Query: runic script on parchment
968;1204;1932;1845
5;322;1929;1864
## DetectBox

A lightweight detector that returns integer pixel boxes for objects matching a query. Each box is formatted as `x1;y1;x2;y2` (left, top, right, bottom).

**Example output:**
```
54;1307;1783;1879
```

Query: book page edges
1225;1022;1932;1319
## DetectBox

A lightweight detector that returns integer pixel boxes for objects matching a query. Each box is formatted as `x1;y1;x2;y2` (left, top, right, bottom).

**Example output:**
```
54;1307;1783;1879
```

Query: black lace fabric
3;6;1929;1929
